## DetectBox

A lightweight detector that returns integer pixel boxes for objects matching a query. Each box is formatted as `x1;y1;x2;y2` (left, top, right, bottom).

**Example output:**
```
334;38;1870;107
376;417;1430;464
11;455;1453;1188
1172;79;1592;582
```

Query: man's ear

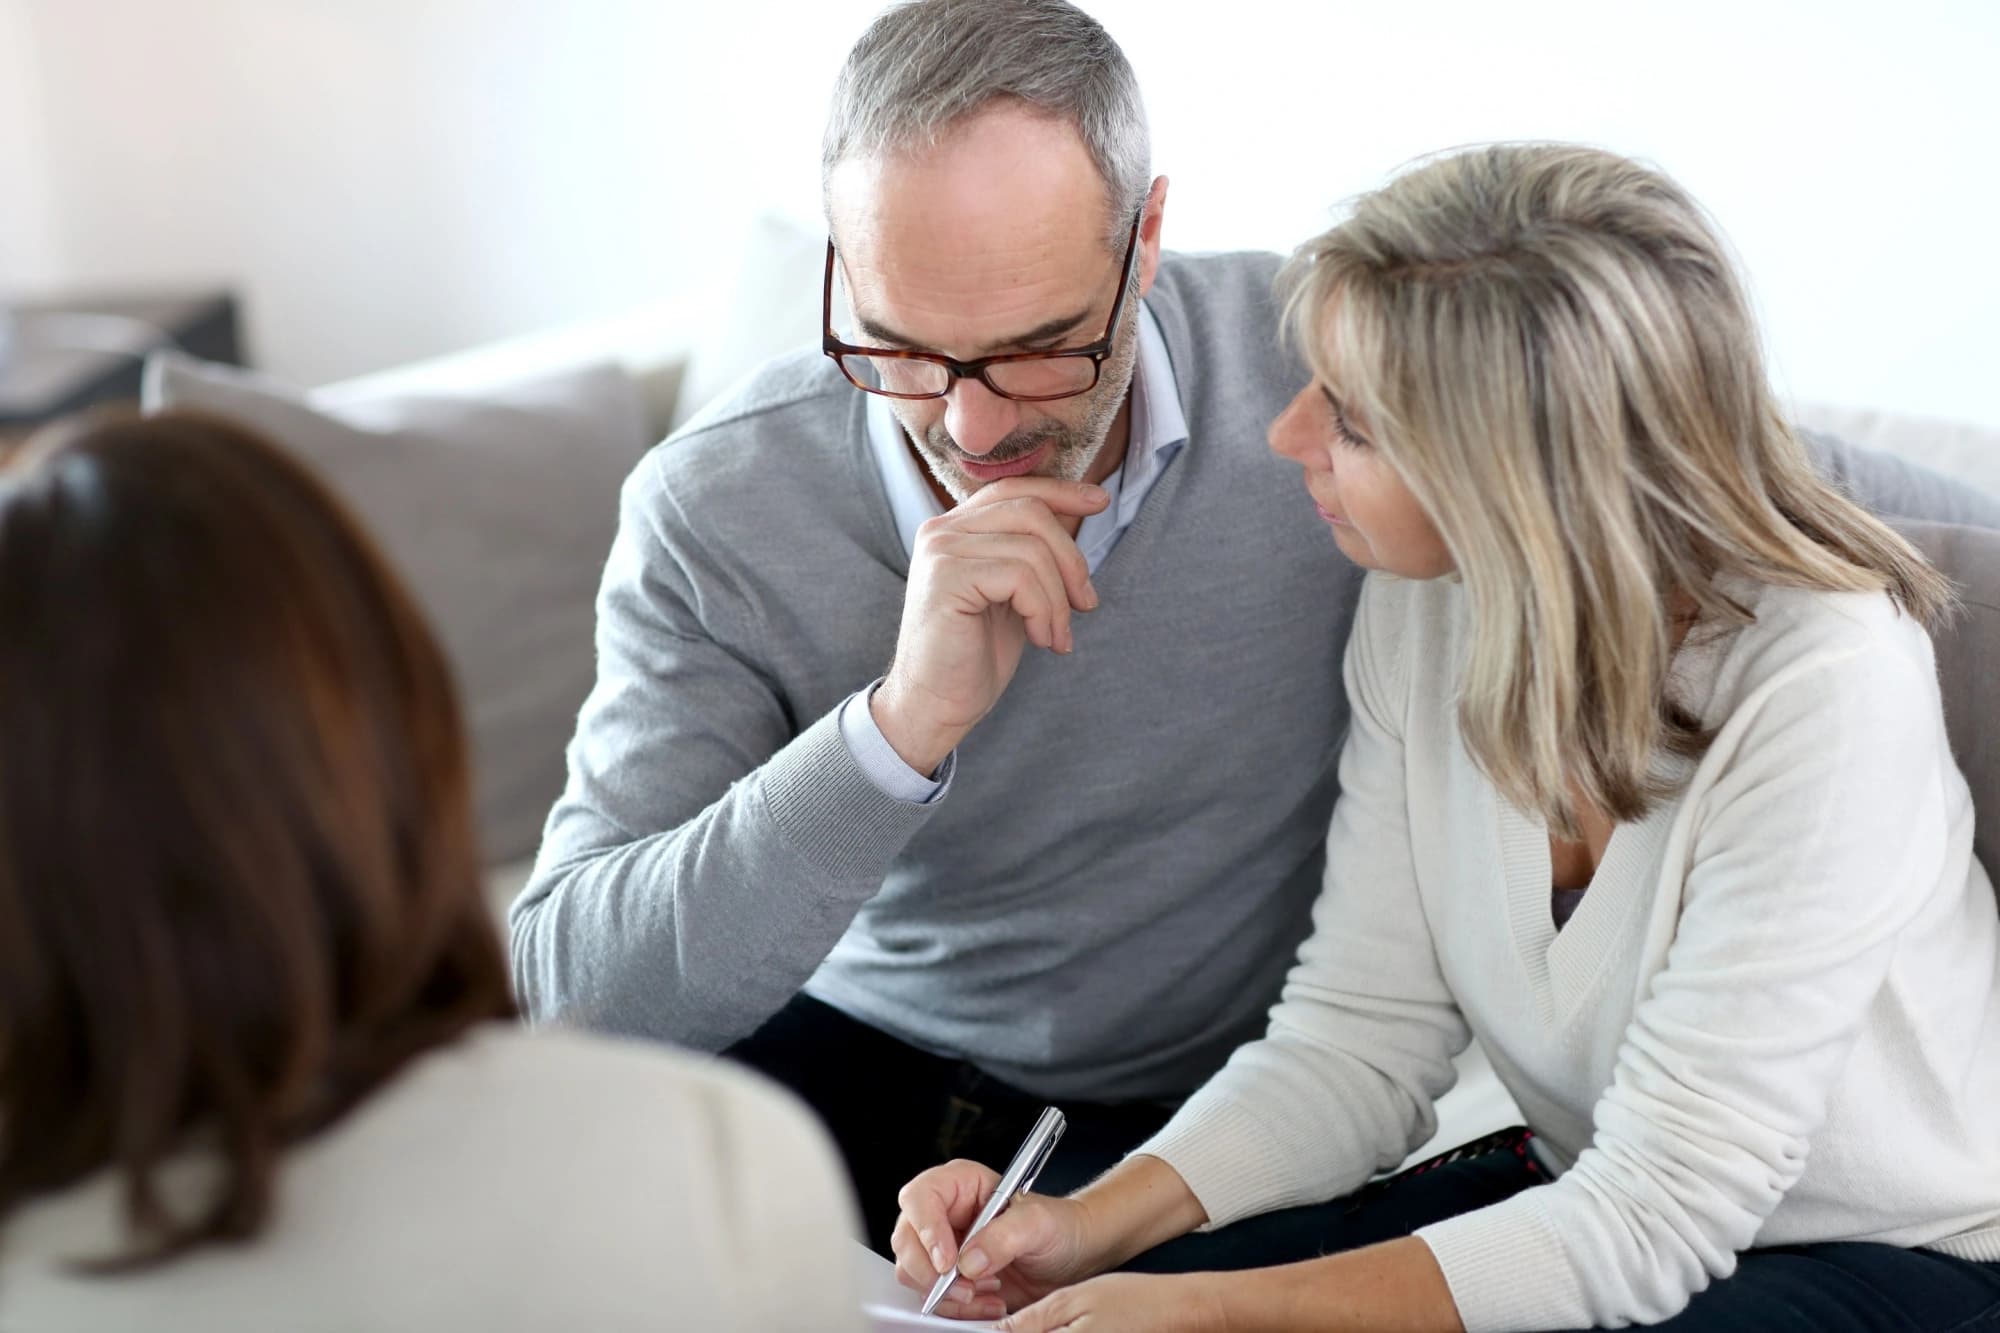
1135;175;1170;298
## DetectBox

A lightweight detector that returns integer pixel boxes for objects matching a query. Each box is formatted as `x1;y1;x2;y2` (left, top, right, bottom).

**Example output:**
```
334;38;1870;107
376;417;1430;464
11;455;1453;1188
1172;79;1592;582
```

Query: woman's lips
1314;500;1349;527
958;444;1049;483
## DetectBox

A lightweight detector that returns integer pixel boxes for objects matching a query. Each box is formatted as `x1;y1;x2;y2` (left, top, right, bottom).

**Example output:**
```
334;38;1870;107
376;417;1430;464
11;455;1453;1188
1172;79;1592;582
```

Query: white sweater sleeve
1133;576;1472;1227
1417;622;1959;1331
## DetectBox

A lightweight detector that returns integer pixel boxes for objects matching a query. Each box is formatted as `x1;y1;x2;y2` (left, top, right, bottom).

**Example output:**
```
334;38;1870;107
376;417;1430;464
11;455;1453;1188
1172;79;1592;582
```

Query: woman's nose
1267;389;1324;468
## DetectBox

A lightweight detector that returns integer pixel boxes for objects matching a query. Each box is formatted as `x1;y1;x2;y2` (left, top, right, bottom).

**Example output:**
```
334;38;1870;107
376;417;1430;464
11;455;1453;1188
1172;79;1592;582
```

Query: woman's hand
891;1159;1102;1322
996;1272;1225;1333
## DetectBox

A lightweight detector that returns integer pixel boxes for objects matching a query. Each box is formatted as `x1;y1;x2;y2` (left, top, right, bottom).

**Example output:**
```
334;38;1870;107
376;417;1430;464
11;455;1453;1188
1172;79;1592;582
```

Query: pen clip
1019;1126;1061;1197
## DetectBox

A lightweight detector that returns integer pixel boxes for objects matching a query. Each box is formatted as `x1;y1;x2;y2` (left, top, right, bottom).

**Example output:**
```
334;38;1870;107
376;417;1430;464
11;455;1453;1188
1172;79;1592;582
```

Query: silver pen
920;1105;1067;1317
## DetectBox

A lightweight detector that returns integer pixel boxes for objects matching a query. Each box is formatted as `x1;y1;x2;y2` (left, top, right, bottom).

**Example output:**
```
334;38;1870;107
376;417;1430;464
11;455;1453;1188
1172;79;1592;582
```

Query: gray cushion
1896;520;2000;882
143;352;649;865
1794;405;2000;506
1806;428;2000;529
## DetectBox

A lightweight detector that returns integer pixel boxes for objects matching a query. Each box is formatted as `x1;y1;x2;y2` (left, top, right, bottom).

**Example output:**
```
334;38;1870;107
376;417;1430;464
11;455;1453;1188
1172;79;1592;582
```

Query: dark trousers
1133;1135;2000;1331
727;998;2000;1328
724;994;1172;1250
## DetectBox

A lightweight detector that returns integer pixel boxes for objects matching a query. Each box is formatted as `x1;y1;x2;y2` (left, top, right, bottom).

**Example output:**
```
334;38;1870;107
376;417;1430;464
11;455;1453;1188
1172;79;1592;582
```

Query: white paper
855;1242;1000;1331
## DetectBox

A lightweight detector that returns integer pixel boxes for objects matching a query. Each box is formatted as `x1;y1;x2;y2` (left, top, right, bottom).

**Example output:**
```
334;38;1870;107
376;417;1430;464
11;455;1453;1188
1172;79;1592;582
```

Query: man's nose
943;377;1022;458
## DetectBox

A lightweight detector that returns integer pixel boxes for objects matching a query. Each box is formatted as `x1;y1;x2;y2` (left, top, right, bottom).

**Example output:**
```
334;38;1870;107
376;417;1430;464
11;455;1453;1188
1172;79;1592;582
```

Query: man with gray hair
510;0;1355;1245
509;0;1996;1252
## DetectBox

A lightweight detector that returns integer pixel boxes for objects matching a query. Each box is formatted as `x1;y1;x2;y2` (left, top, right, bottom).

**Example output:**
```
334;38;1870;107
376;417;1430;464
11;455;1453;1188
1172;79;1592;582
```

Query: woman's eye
1320;387;1371;451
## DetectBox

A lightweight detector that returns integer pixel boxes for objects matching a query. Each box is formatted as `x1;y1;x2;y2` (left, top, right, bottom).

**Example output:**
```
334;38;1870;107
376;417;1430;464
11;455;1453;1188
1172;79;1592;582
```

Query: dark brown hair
0;409;515;1268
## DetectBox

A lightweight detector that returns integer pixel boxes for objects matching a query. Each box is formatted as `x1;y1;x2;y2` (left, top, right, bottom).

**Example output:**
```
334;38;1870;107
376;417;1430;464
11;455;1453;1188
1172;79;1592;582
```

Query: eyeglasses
822;211;1142;403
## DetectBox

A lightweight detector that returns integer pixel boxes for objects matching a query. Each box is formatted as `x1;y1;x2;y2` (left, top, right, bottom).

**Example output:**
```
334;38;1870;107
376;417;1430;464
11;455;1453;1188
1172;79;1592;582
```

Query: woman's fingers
893;1159;1001;1278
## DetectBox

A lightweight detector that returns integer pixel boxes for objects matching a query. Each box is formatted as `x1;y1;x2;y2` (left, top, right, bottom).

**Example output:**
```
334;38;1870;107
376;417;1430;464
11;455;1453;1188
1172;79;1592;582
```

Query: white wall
0;0;60;287
12;0;833;381
1115;0;2000;433
8;0;1998;427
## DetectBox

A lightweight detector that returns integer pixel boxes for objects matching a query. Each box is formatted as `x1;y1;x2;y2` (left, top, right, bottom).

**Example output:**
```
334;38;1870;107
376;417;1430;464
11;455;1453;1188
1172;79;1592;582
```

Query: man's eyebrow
853;307;1095;357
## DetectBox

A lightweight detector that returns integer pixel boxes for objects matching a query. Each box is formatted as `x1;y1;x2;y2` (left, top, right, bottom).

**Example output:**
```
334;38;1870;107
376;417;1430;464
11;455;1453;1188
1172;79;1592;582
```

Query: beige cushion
142;352;649;865
314;304;693;445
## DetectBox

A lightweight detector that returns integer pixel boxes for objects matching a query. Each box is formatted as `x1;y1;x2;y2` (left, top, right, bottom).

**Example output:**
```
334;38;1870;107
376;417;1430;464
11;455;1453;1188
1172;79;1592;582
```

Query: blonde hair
1281;143;1952;836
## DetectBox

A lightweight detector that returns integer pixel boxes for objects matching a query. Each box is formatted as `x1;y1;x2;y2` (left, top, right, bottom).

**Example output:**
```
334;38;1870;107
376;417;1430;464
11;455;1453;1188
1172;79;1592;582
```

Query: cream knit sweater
1;1026;866;1332
1139;571;2000;1331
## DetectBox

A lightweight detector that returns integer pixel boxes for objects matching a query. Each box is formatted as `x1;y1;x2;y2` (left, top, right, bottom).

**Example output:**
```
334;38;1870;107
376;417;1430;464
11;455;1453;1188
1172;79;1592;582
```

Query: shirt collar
866;302;1189;564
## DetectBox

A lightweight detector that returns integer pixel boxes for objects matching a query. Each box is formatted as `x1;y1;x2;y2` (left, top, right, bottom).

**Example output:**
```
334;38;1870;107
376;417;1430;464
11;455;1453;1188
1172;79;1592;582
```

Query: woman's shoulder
1351;570;1467;688
1696;579;1943;738
389;1021;832;1137
1717;580;1936;688
393;1021;852;1182
1736;576;1928;644
18;1024;839;1227
0;1023;861;1332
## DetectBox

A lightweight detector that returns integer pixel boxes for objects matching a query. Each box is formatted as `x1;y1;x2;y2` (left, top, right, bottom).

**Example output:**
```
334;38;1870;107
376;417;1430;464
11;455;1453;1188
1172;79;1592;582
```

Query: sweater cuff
1415;1189;1587;1333
1130;1093;1314;1233
758;706;943;886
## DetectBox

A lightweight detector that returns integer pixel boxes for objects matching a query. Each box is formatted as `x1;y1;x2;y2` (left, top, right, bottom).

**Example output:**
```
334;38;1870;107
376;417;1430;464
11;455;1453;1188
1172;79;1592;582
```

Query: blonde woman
890;145;2000;1331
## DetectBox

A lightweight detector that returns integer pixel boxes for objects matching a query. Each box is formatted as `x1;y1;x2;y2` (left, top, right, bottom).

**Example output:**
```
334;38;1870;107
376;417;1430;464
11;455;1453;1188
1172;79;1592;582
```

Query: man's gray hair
822;0;1151;250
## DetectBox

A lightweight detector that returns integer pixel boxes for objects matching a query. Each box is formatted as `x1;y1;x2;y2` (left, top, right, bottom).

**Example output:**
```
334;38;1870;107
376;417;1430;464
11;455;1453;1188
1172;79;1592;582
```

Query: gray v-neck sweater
511;252;1365;1100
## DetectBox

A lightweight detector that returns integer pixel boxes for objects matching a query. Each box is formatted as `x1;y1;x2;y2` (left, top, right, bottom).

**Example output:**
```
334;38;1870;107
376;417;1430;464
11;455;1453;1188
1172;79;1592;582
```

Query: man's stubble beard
902;305;1143;505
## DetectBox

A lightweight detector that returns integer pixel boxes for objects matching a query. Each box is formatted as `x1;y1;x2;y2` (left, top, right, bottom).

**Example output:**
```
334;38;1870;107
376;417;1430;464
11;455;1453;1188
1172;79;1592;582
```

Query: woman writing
895;144;2000;1331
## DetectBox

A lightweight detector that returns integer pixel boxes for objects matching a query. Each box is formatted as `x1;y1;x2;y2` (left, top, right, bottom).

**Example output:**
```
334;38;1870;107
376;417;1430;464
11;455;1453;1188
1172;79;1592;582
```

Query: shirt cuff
838;680;954;805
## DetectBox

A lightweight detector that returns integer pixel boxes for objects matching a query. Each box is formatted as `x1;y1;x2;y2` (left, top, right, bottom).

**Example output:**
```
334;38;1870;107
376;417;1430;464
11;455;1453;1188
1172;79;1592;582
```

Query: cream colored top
1141;571;2000;1331
0;1025;865;1332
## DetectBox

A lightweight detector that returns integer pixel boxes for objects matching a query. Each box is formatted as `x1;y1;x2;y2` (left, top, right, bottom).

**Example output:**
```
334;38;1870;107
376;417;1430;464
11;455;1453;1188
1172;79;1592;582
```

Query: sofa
143;216;2000;1169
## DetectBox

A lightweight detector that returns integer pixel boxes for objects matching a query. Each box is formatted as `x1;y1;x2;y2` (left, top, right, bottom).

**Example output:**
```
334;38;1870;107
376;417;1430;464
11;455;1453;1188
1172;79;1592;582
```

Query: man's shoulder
1151;249;1286;327
1148;249;1301;430
635;348;864;515
670;346;853;451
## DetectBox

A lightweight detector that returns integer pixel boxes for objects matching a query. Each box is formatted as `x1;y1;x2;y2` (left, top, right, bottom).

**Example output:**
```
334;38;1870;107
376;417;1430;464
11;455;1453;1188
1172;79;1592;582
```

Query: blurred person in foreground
0;410;867;1333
